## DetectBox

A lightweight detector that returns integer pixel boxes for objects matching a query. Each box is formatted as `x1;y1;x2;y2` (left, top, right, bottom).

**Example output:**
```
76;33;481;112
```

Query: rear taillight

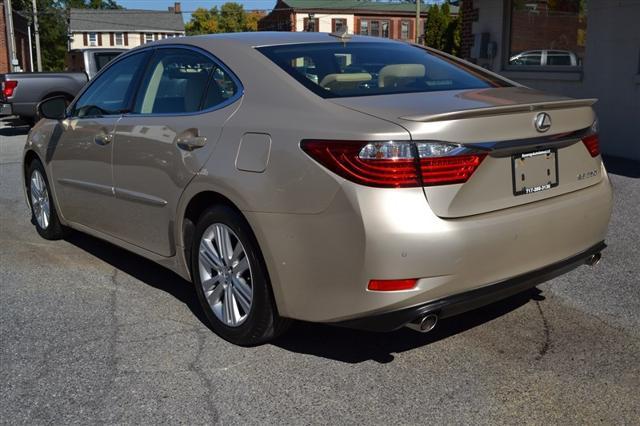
582;133;600;157
301;140;486;188
2;80;17;98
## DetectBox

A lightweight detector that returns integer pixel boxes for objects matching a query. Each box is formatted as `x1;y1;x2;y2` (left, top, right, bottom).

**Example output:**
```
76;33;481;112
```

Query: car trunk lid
330;87;603;218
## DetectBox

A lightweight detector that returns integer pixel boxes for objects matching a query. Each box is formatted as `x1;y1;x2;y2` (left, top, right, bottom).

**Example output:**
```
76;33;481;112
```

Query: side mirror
37;96;68;120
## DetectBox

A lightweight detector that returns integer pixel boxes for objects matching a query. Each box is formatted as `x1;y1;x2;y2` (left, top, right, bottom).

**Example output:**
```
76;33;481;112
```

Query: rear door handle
95;133;113;145
177;135;208;151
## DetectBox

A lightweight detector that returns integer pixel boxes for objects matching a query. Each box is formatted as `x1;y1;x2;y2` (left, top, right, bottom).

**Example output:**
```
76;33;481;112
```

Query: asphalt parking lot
1;117;639;424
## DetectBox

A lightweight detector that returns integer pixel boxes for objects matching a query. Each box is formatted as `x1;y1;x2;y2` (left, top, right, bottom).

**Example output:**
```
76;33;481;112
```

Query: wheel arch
178;189;286;316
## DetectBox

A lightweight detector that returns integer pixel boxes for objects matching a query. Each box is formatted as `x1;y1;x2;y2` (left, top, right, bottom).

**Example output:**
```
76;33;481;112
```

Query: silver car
25;33;611;345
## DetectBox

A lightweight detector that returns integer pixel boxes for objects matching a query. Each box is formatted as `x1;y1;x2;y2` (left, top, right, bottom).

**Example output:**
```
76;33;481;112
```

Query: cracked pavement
1;118;639;424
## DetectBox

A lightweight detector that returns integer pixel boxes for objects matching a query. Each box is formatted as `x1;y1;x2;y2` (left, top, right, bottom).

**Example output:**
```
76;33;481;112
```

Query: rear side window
72;51;148;117
133;49;215;114
258;42;508;98
132;48;239;114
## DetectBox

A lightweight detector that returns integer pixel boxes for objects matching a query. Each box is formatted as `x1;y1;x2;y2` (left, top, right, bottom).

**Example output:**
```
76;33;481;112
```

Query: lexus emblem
534;112;552;133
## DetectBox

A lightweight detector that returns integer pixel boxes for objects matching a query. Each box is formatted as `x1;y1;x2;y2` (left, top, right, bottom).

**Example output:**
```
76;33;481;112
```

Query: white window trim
88;32;98;47
144;33;154;43
114;32;124;46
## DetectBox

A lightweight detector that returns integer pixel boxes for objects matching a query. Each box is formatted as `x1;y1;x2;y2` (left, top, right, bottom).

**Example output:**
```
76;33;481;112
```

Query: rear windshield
258;42;508;98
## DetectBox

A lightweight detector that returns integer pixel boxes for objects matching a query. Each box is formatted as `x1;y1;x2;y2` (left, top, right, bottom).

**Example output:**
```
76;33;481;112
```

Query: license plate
512;149;558;196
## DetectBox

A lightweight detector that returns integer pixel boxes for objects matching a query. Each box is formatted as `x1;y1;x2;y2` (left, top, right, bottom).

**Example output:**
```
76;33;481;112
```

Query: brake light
301;140;486;188
368;278;417;291
582;133;600;157
2;80;17;98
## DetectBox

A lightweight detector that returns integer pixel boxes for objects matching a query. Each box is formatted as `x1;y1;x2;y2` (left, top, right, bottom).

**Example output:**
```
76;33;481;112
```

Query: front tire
27;159;65;240
191;205;290;345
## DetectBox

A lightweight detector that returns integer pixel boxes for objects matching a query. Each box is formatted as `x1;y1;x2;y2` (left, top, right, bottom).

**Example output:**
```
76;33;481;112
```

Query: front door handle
177;135;208;151
95;133;113;145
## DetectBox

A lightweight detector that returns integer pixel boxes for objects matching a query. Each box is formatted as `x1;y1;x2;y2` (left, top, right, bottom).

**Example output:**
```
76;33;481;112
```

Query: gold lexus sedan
24;33;612;345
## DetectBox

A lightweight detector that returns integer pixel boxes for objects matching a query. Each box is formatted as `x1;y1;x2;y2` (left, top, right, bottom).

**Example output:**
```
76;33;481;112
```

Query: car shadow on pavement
0;117;31;136
64;230;542;364
64;231;214;330
271;289;542;364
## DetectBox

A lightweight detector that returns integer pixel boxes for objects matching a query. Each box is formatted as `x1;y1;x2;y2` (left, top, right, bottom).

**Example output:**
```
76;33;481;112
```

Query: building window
114;32;124;46
400;21;410;40
507;0;587;69
303;18;319;32
88;32;97;46
381;21;389;38
144;33;154;44
370;21;380;37
332;18;347;33
359;20;390;38
359;20;368;35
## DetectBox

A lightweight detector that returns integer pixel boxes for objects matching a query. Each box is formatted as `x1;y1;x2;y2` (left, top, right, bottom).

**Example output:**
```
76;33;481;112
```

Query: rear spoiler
400;98;597;123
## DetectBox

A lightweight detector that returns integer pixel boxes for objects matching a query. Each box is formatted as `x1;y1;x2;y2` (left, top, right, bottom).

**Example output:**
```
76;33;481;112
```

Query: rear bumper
0;103;12;116
332;241;606;332
245;164;612;323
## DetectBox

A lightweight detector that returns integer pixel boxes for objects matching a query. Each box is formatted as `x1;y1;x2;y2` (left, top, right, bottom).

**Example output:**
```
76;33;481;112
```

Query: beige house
68;3;185;51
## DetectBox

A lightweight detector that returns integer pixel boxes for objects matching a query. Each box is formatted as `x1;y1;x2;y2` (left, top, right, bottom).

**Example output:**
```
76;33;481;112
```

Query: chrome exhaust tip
587;252;602;266
406;314;438;333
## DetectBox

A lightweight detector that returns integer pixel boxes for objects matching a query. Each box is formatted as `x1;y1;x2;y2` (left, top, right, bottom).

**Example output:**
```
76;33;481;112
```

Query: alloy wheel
30;170;50;230
198;223;253;327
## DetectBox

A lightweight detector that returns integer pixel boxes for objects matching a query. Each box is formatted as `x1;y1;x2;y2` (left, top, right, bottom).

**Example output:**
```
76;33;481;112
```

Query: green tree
185;7;219;35
185;3;263;35
424;4;445;49
423;2;460;56
244;11;265;32
218;2;246;33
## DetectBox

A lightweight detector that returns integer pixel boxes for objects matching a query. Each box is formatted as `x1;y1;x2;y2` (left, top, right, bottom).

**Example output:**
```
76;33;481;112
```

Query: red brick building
1;1;32;73
259;0;458;42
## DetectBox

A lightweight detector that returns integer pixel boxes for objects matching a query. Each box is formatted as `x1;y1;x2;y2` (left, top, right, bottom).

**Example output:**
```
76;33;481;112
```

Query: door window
71;52;149;118
133;49;216;114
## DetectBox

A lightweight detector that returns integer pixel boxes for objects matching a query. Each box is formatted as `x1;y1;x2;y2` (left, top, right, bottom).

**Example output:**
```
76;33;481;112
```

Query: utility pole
31;0;42;71
415;0;420;44
4;0;18;71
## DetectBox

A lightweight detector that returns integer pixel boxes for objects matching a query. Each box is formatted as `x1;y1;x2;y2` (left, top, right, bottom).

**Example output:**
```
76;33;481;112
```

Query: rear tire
190;205;290;345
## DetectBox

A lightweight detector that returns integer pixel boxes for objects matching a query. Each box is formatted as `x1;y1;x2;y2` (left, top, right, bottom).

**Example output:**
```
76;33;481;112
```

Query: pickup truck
0;48;124;125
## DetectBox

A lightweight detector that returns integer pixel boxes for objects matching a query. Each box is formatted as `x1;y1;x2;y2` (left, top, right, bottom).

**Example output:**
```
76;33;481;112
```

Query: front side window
114;32;124;46
132;49;219;114
259;42;508;99
72;52;149;117
88;32;97;46
508;0;587;68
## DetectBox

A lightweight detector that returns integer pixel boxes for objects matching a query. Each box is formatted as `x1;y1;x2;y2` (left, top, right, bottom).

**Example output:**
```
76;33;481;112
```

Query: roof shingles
69;8;185;33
